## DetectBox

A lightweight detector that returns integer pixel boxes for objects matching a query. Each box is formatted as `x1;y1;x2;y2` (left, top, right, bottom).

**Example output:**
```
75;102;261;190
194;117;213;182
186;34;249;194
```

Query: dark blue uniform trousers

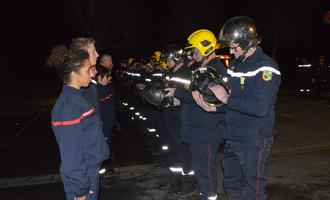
62;164;100;200
189;143;219;200
222;137;273;200
165;121;182;166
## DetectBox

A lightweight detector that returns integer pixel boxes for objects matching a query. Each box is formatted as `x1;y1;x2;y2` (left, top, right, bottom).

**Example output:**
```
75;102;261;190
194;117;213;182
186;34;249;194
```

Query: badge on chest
262;70;273;81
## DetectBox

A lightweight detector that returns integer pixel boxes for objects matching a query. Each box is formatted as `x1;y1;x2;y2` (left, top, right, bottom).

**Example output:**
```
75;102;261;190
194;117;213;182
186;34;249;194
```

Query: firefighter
48;48;109;200
153;44;195;195
166;29;227;200
193;16;281;200
97;54;117;148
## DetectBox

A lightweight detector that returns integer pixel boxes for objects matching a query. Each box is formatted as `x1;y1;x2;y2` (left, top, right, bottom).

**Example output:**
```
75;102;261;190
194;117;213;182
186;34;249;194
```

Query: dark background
1;0;329;96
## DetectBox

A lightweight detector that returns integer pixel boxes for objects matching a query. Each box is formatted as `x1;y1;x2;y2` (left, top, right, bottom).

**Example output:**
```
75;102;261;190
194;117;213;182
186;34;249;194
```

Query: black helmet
143;81;172;108
218;16;261;51
161;44;184;64
190;66;229;107
183;48;194;62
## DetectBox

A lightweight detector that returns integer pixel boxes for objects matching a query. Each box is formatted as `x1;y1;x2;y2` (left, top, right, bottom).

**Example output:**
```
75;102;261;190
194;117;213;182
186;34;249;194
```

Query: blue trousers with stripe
189;143;219;200
222;137;273;200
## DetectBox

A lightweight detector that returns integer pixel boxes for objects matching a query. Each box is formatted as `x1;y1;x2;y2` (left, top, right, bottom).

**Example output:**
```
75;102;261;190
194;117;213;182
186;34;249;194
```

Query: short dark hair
96;65;111;79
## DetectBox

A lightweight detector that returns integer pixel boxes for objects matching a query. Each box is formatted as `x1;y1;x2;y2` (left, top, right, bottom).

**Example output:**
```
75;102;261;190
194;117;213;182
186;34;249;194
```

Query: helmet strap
236;54;246;63
201;55;211;66
237;46;255;63
196;57;206;66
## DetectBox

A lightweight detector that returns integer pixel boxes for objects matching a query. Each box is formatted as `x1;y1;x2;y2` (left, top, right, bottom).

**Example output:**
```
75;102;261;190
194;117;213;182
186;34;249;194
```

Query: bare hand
164;88;176;97
209;85;230;104
173;97;180;106
192;91;216;112
74;195;86;200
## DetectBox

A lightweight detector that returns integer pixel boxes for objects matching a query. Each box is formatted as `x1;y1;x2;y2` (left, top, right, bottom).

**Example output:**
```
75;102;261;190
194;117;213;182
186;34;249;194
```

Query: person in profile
47;46;109;200
193;16;281;199
97;54;117;146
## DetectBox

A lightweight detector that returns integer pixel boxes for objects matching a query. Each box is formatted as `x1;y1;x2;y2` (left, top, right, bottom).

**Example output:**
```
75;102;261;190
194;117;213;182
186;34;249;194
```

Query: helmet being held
161;44;184;64
183;48;194;62
218;16;261;52
190;66;229;107
185;29;217;57
143;80;173;108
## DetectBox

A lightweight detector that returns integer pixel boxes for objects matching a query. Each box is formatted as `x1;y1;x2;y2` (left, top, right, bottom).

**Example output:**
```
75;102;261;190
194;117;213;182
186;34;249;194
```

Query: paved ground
0;92;329;200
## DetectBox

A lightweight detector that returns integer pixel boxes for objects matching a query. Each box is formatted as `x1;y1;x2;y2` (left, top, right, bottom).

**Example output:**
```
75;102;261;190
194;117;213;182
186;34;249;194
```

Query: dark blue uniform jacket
98;83;116;118
162;67;188;125
51;85;109;197
174;57;226;144
223;47;281;141
82;80;100;115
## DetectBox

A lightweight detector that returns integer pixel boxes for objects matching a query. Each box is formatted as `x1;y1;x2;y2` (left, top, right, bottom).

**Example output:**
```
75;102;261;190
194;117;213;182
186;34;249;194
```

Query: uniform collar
204;57;219;66
244;46;262;64
232;46;263;70
91;79;97;85
63;85;83;94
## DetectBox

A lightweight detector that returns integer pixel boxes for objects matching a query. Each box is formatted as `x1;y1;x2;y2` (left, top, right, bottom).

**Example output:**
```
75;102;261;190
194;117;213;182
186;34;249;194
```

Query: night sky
2;0;330;93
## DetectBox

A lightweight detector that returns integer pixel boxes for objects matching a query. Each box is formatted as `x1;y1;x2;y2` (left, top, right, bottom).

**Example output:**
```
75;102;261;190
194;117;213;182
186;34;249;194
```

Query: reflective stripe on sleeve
51;108;95;126
100;94;112;102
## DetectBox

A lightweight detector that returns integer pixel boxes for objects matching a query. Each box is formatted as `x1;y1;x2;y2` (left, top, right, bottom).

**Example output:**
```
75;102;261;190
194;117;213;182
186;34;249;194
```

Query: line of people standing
162;16;281;200
47;15;281;200
112;15;281;200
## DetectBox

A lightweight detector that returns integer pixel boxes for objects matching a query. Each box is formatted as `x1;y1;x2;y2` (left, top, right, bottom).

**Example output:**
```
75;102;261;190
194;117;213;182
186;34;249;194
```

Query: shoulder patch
262;70;273;81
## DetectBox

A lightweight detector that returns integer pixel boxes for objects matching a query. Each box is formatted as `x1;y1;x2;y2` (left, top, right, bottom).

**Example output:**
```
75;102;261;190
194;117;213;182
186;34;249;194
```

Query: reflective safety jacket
51;85;110;196
223;47;281;141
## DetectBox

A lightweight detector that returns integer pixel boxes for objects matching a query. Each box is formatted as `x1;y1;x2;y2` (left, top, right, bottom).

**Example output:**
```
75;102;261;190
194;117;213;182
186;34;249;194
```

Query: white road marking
0;174;61;188
0;164;157;188
14;108;47;139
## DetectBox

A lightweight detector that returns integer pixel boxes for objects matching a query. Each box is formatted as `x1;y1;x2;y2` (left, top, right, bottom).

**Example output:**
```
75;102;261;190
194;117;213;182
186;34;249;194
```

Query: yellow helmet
153;60;167;70
159;61;167;70
185;29;217;57
151;51;162;62
128;57;135;66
